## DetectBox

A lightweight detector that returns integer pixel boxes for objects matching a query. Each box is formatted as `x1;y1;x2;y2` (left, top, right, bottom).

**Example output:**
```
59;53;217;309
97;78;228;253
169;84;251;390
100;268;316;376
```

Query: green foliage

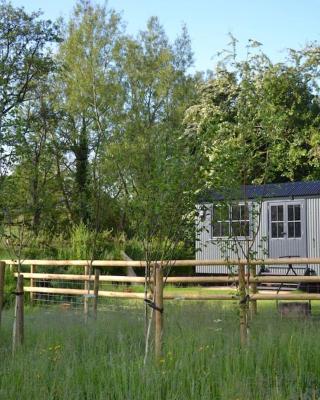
124;237;145;260
102;16;199;262
0;0;61;173
184;38;320;189
3;1;320;262
67;223;93;260
54;1;124;226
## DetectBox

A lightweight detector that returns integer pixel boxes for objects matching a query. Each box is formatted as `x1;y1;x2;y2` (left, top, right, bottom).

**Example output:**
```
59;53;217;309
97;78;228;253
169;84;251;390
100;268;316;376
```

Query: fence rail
5;257;320;267
13;272;320;284
5;258;320;302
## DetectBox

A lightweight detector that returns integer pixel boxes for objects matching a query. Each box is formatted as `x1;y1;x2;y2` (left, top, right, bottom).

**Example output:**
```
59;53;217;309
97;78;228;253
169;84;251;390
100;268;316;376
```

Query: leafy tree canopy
184;37;320;192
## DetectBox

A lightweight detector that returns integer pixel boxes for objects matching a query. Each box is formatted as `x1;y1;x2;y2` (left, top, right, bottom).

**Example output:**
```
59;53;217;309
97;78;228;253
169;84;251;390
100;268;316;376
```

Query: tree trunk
155;264;164;361
84;264;89;321
12;274;24;353
74;117;90;224
238;264;247;346
121;251;137;278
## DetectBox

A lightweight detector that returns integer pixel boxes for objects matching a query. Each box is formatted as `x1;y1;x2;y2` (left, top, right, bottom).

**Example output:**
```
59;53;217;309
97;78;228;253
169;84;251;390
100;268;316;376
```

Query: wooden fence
2;258;320;356
4;257;320;301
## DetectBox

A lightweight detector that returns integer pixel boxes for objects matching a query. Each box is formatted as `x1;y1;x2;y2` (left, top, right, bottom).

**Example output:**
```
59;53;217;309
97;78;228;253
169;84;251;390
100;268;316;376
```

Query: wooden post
238;264;247;346
30;264;35;306
249;263;258;317
144;268;149;342
93;268;100;320
13;274;24;353
0;262;5;327
154;264;164;361
84;264;89;320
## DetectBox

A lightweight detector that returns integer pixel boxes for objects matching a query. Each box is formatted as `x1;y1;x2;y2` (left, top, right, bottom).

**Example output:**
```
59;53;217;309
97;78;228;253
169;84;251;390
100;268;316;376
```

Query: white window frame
211;202;252;240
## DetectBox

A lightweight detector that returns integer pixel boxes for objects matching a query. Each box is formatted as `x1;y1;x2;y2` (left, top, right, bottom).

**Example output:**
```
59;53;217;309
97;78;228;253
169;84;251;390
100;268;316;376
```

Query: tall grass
1;302;320;399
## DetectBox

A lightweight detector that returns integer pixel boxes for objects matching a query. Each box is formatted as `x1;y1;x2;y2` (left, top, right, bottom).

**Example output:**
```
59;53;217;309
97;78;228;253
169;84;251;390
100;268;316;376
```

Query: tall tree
3;82;62;235
0;1;60;177
55;0;123;225
184;39;320;191
103;17;199;254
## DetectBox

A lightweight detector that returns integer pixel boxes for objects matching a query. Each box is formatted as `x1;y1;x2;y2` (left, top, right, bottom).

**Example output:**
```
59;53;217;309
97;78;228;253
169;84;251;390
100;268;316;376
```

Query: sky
9;0;320;72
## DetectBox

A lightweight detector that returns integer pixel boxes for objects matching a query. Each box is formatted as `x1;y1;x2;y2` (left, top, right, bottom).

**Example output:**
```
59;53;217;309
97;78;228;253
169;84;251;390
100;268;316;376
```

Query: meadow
1;300;320;400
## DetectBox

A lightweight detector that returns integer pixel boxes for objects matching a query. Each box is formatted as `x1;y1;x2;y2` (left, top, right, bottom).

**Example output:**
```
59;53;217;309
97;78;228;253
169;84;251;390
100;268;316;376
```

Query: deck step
258;283;298;291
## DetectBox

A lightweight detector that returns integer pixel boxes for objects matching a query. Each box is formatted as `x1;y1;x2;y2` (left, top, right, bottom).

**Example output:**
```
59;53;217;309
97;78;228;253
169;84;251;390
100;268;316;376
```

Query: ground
1;296;320;399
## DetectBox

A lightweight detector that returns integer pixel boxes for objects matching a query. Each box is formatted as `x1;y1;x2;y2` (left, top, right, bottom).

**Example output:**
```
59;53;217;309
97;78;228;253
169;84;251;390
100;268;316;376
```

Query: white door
268;200;306;258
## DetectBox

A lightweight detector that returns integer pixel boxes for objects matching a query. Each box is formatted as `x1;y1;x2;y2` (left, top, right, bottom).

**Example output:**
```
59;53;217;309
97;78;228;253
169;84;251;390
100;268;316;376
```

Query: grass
1;300;320;399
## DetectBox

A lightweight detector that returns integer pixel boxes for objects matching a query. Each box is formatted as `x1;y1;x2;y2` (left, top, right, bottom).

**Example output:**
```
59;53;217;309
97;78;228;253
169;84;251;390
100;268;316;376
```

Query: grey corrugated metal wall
196;197;320;275
306;197;320;272
196;202;268;274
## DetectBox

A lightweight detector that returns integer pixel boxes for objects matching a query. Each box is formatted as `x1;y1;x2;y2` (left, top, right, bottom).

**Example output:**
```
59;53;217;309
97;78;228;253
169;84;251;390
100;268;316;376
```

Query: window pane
241;221;250;236
231;221;241;236
288;222;294;238
278;206;284;221
241;205;249;220
278;222;284;237
213;203;250;238
294;205;301;221
271;206;277;221
221;222;230;236
271;222;278;238
231;205;240;220
288;205;294;221
212;223;220;237
215;204;229;221
295;222;301;238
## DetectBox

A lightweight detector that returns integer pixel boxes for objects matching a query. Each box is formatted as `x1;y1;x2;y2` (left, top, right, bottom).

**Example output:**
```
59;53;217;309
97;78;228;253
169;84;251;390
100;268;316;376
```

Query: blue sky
10;0;320;72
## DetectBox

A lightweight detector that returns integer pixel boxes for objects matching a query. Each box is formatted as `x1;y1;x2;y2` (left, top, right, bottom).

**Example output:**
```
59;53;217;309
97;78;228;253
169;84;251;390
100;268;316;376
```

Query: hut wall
196;197;320;275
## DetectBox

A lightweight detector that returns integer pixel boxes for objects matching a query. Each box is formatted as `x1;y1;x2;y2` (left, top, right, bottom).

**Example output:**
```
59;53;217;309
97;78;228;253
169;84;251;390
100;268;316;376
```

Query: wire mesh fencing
29;278;146;310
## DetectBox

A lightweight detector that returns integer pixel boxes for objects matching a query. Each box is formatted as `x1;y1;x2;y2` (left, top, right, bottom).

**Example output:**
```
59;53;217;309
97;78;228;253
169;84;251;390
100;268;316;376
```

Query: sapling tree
103;17;200;361
0;1;60;351
0;210;36;352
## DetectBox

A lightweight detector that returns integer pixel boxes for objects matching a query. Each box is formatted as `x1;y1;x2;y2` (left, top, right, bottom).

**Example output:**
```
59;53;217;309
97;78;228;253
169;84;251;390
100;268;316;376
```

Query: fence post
249;263;258;317
154;263;164;361
0;262;5;327
93;268;100;320
13;274;24;353
30;264;35;306
238;263;247;346
84;264;89;321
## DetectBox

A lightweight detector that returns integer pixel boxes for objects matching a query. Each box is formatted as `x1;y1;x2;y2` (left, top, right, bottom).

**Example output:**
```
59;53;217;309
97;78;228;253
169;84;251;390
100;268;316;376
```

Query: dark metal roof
201;180;320;201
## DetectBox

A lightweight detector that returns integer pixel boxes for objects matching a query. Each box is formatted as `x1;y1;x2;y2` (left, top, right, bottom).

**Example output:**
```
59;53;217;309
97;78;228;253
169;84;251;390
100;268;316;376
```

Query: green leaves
102;17;198;260
0;1;61;118
184;40;320;191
